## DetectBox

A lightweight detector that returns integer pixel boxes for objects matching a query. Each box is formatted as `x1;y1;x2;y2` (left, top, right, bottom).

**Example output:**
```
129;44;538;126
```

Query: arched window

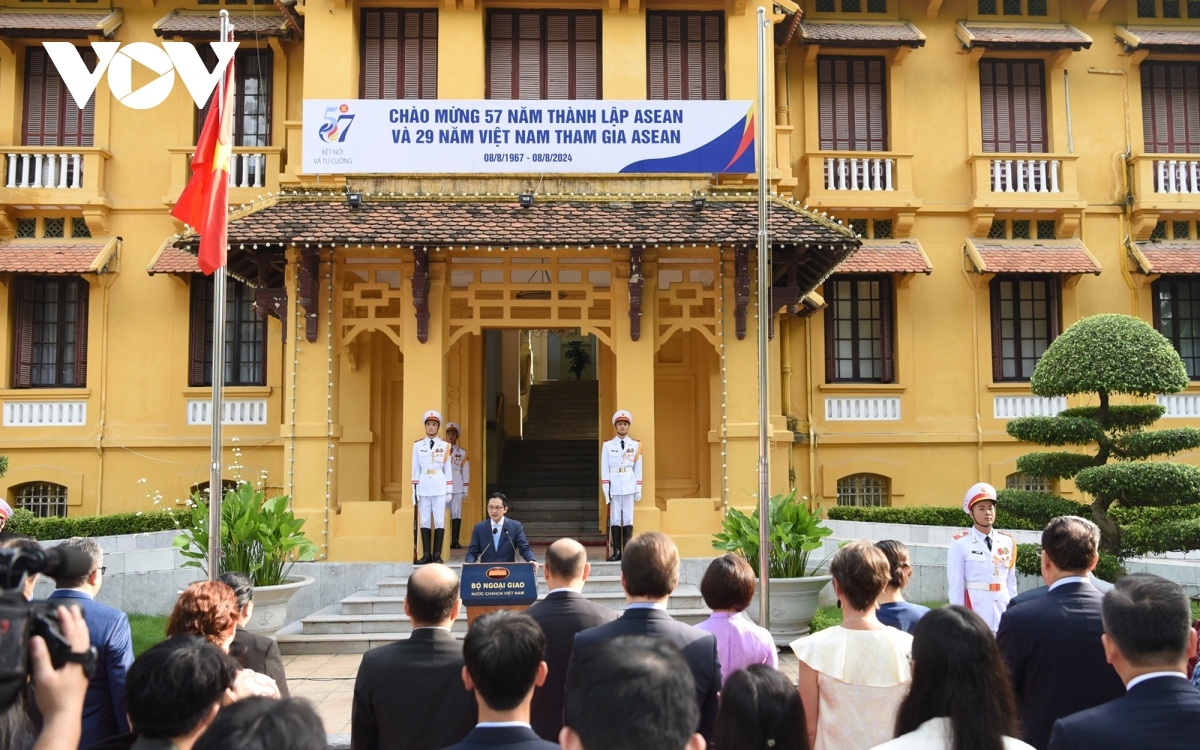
1006;472;1053;493
13;482;68;518
836;474;890;507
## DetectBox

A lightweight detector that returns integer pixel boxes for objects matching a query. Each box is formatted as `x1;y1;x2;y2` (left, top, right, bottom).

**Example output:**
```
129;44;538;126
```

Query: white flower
135;512;143;516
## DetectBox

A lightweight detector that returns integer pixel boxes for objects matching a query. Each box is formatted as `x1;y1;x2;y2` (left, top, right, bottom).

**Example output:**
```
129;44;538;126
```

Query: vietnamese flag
171;56;236;275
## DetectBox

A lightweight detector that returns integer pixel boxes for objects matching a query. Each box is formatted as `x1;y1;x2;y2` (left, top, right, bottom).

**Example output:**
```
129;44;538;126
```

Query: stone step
276;607;714;655
317;587;703;629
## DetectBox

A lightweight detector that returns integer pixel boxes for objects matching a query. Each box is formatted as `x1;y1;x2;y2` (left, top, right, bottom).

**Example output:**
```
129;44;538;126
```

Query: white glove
635;493;641;502
603;489;610;505
412;487;418;506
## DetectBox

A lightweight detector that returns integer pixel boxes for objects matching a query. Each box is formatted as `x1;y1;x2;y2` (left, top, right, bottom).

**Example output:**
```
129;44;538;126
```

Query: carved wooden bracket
254;257;288;342
734;247;750;340
412;247;431;344
255;288;289;342
298;247;320;343
769;247;805;339
628;247;645;341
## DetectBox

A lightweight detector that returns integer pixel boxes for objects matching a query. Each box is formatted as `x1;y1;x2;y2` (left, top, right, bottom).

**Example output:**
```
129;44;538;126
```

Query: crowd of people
3;513;1200;750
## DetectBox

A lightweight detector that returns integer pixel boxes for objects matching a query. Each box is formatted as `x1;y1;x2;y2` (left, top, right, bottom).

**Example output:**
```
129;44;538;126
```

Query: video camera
0;543;97;711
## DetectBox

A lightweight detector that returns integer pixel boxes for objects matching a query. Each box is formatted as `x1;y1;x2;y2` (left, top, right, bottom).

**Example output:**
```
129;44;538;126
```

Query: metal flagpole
208;9;231;583
755;6;771;630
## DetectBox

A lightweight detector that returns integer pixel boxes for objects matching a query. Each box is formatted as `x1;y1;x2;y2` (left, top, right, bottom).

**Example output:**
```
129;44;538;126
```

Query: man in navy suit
1048;573;1200;750
47;536;134;749
444;611;558;750
565;532;721;747
997;517;1125;750
465;493;536;565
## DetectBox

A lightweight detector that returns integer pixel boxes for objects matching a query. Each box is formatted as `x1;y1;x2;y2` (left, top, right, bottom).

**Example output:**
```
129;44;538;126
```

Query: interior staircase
493;380;602;543
275;561;709;654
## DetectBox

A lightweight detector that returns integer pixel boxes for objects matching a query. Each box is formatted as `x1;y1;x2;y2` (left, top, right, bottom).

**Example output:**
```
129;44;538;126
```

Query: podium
460;562;539;626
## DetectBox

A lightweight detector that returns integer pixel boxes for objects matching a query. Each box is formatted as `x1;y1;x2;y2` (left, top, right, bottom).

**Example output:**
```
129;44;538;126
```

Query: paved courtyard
285;650;803;734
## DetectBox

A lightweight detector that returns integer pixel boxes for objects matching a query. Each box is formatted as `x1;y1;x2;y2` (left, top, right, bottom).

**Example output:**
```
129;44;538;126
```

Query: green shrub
6;509;187;541
1015;543;1121;582
826;504;1043;531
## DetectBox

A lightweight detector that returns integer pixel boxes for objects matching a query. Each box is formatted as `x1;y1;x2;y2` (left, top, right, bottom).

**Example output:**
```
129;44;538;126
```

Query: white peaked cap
612;410;633;425
445;422;461;433
422;410;443;424
963;482;998;515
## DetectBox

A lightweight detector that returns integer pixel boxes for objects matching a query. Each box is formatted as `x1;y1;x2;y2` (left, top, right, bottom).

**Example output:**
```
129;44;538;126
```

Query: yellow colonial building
3;0;1200;561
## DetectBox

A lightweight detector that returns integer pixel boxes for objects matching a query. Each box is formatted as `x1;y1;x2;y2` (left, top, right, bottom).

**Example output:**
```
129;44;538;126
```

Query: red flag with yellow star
171;56;235;275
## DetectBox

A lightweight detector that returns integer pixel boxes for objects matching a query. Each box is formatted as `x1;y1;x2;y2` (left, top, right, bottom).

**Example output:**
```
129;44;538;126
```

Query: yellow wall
3;0;1200;561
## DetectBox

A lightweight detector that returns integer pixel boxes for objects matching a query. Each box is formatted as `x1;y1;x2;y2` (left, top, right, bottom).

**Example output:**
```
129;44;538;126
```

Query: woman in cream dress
791;541;912;750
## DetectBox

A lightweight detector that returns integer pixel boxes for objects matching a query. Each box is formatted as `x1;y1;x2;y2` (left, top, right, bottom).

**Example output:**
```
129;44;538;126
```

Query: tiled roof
147;244;200;276
0;239;117;274
0;9;123;38
1135;242;1200;274
154;10;296;38
173;195;859;249
798;21;926;48
1115;26;1200;51
965;238;1101;275
836;240;932;274
956;22;1092;50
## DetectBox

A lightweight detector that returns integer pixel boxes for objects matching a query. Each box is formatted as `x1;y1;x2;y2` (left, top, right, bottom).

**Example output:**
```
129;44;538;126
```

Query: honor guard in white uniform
947;482;1018;633
601;410;642;562
445;421;470;550
411;410;453;564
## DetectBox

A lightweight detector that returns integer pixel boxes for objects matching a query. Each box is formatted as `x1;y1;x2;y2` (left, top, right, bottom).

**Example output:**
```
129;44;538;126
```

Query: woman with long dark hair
871;606;1033;750
715;665;808;750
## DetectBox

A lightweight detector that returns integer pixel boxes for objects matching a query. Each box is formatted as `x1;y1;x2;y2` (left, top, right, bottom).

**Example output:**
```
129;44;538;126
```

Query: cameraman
1;537;43;601
30;604;92;750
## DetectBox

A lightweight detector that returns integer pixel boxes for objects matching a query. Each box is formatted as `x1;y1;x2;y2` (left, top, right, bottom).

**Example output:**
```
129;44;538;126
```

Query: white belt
966;582;1002;592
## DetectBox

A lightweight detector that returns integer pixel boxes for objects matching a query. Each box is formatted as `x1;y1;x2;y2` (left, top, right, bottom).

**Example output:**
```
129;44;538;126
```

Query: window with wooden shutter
990;275;1059;382
817;57;887;151
487;10;601;100
647;12;724;101
11;276;89;388
825;275;894;382
189;275;266;387
196;49;273;147
361;9;438;100
980;59;1047;153
23;47;95;147
1153;276;1200;379
1141;62;1200;154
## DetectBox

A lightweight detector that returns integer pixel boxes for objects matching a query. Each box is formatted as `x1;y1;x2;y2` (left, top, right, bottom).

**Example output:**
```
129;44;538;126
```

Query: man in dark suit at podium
526;539;616;741
465;493;537;564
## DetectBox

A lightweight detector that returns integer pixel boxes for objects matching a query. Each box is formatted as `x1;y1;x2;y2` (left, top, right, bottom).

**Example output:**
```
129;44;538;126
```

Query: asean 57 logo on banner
319;104;356;143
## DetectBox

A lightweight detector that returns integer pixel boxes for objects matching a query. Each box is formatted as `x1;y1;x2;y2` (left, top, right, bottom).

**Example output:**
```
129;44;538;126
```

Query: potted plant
174;482;318;634
712;490;835;645
564;339;592;380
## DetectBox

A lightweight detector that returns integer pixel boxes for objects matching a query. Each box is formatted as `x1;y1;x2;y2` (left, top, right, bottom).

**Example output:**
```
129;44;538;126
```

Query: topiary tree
1005;314;1200;556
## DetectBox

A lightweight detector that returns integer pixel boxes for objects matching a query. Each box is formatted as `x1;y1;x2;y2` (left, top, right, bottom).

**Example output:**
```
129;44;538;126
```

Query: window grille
1006;472;1053;493
837;474;890;507
14;482;67;518
43;218;64;238
71;218;90;238
1037;220;1057;239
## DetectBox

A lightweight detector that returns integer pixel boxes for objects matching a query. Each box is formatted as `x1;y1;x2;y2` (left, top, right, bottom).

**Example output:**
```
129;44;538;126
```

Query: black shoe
418;528;433;564
607;525;622;562
432;529;445;563
450;519;463;549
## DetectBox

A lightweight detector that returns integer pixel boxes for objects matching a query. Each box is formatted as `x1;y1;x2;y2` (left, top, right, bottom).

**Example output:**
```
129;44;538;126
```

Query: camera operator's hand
32;605;90;750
